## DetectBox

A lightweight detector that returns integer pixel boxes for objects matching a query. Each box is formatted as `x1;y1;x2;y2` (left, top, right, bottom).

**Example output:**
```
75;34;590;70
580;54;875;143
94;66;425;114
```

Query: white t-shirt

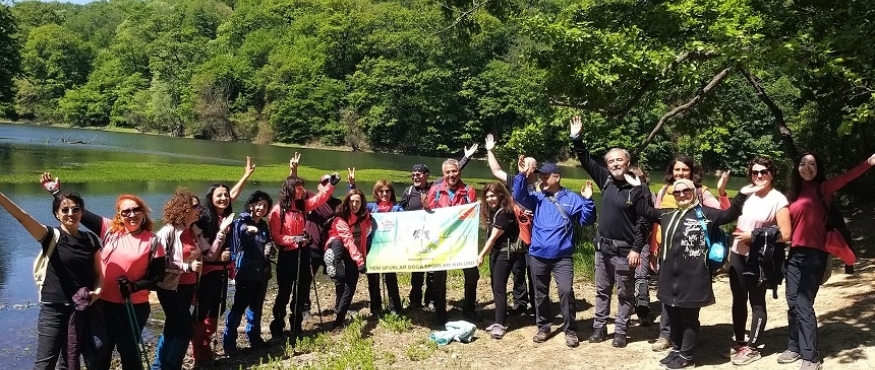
732;188;789;256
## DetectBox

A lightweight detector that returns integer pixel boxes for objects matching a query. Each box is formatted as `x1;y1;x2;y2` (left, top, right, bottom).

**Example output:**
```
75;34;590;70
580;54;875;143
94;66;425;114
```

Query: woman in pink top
40;173;163;370
778;152;875;370
725;158;792;366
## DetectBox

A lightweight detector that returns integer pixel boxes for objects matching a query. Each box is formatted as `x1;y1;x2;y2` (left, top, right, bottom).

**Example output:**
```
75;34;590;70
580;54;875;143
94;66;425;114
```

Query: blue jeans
223;279;266;350
151;284;195;370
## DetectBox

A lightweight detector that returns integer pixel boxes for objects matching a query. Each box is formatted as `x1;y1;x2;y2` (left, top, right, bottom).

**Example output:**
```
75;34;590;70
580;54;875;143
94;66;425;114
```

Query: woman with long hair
362;178;404;314
1;189;102;370
222;190;274;354
324;189;372;331
269;172;337;341
777;152;874;370
651;155;730;351
40;173;163;370
726;157;792;366
191;157;254;363
475;182;521;340
151;189;231;370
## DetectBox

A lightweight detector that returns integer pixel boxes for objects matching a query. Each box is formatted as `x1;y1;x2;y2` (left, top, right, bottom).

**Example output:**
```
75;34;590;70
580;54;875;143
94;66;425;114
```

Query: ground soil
156;201;875;370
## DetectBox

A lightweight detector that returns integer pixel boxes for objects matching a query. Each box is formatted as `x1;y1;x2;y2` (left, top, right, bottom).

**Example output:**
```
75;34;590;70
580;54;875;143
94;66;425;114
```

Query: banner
366;203;480;273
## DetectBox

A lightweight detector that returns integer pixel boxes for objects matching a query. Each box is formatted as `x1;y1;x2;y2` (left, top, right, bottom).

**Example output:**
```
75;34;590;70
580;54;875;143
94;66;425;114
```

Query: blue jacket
513;173;597;259
231;212;271;282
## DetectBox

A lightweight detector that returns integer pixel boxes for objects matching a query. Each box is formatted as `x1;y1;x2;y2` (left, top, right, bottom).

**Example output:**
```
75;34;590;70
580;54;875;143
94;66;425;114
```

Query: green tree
0;4;21;115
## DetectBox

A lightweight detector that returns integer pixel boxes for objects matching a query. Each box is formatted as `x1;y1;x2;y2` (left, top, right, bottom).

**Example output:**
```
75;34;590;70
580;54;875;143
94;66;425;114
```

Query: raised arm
0;191;50;242
701;188;729;210
574;181;597;226
484;134;509;183
288;152;301;177
304;181;336;212
230;156;256;202
512;158;537;211
569;116;611;190
458;143;478;173
703;188;754;226
822;155;875;197
631;186;663;222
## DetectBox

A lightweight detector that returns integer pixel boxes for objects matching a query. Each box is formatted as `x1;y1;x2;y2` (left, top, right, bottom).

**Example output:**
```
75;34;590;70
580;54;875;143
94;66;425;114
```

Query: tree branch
548;97;592;109
635;66;733;154
433;0;491;34
738;65;798;160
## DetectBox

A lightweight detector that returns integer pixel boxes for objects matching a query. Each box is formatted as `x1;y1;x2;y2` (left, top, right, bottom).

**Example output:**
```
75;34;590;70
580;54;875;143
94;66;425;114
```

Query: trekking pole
290;243;304;348
310;265;324;325
119;278;149;370
212;265;229;365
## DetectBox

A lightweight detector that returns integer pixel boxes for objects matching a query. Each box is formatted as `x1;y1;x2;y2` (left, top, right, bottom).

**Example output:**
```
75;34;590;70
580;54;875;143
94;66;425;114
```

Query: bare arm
775;207;792;243
478;227;505;262
229;156;256;202
486;150;509;183
0;191;49;242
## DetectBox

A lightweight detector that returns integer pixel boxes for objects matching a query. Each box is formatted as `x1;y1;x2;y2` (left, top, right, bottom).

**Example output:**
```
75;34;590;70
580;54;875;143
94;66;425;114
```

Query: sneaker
660;351;680;365
731;346;762;366
652;337;673;352
588;327;608;343
664;354;694;369
777;350;802;364
799;360;823;370
612;333;627;348
565;331;580;348
486;323;507;339
723;342;746;358
324;249;337;278
533;328;549;343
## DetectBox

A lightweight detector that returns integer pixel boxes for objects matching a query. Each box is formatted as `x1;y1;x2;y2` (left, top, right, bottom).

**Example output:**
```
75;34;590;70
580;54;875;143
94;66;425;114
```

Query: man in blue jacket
513;161;597;348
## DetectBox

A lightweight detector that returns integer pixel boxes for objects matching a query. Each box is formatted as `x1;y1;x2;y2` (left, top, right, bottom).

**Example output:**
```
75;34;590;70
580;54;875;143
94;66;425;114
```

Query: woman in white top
726;157;792;366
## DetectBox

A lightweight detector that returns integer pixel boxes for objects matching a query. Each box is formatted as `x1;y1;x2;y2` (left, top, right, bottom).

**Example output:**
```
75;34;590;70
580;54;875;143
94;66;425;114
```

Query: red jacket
425;180;477;209
326;213;372;267
269;183;335;251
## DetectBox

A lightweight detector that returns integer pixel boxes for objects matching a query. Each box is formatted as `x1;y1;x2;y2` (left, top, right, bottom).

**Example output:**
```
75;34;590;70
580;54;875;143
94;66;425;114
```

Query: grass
405;338;439;361
378;312;413;333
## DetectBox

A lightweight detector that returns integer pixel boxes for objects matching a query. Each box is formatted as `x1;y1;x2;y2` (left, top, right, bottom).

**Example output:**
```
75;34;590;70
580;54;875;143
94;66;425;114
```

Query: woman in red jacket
324;189;372;331
778;152;874;370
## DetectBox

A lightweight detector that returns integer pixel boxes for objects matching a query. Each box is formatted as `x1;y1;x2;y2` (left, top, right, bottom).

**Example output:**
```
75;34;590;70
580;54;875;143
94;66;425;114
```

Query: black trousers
34;303;75;370
94;301;150;370
270;249;311;337
367;272;402;313
510;252;535;311
665;305;701;359
785;247;828;362
433;266;479;322
332;245;361;328
529;255;577;333
409;272;435;306
729;252;768;348
489;251;524;325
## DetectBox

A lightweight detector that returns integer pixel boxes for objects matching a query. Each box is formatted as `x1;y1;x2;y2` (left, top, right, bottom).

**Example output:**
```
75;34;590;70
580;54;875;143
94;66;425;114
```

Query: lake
0;123;748;368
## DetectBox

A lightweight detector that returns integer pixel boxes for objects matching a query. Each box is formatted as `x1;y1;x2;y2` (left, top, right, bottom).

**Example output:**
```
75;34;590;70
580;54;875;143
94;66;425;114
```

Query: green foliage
2;0;875;196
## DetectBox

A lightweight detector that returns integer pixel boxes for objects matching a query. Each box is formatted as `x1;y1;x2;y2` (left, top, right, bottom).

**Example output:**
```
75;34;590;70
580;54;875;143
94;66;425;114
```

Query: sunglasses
119;207;143;217
750;169;770;177
59;207;82;215
411;172;425;177
191;203;202;210
672;188;693;197
378;189;392;194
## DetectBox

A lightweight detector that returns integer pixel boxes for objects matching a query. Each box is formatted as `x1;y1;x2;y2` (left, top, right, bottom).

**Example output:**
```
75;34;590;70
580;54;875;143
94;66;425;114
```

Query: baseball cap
535;162;561;175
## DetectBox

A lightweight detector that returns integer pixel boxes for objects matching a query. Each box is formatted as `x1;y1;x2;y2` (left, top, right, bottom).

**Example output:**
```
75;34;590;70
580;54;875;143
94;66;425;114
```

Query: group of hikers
1;116;873;370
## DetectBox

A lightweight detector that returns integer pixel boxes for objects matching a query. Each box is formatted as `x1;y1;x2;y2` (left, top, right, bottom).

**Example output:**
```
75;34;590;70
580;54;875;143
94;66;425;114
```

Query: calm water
0;123;747;367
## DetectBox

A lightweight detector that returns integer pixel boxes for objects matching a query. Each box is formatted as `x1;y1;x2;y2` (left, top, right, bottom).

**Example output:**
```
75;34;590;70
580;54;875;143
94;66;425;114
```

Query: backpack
756;228;787;298
34;228;101;297
512;201;532;246
492;207;527;256
692;207;730;275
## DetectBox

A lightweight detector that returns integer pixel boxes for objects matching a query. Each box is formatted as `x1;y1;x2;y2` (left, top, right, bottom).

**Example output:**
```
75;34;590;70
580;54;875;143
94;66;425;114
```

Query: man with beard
569;116;651;348
425;158;479;326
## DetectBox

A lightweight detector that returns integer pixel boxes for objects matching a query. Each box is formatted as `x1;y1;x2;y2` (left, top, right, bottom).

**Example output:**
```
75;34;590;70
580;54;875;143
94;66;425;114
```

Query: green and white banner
366;203;480;273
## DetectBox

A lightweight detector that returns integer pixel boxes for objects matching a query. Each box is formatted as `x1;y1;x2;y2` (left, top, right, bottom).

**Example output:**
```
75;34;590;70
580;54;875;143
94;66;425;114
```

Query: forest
1;0;874;191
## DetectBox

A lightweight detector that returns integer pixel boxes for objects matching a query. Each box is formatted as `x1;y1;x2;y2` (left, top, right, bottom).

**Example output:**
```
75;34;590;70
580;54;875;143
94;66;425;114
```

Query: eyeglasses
750;169;770;177
119;207;142;217
378;189;392;194
672;188;693;197
191;204;202;210
411;172;425;177
59;207;81;215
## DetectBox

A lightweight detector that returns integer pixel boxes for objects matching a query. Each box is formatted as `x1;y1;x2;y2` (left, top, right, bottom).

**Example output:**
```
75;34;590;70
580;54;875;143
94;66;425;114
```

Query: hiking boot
588;327;608;343
486;324;506;339
731;346;762;366
533;328;549;343
723;342;746;358
799;360;823;370
565;331;580;348
612;333;627;348
664;354;694;369
652;337;673;352
777;350;802;364
660;351;680;365
640;316;652;327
